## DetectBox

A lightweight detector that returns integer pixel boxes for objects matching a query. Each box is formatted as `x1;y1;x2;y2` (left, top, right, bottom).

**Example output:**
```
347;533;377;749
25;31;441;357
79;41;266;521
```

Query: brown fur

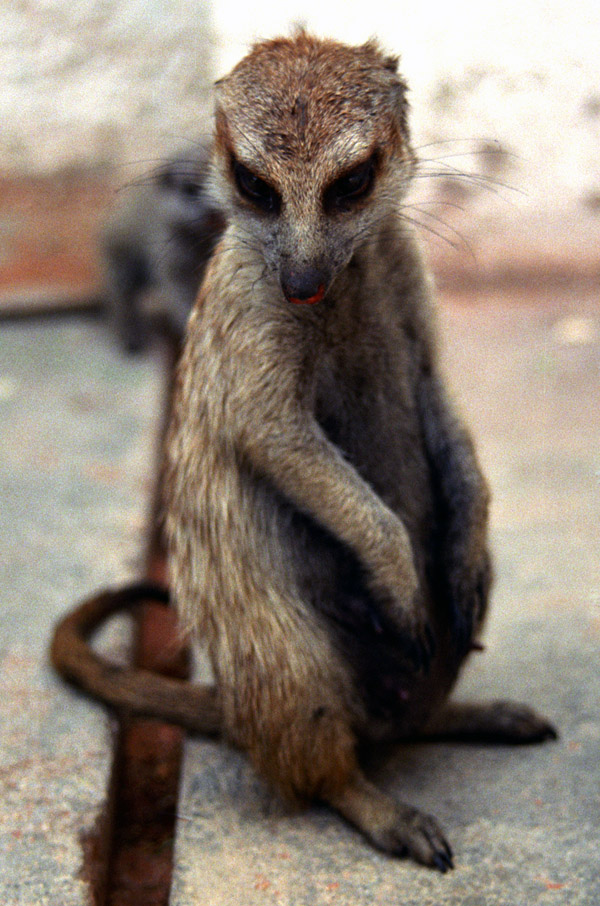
165;31;556;870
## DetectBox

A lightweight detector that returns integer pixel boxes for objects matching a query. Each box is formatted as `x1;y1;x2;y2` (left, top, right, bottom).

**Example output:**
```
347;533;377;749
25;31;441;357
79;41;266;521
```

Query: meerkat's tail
50;581;221;734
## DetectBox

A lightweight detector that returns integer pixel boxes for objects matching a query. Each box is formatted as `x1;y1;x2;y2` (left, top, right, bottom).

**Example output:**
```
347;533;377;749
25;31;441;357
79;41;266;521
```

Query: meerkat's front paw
395;603;436;672
375;586;435;672
367;535;434;669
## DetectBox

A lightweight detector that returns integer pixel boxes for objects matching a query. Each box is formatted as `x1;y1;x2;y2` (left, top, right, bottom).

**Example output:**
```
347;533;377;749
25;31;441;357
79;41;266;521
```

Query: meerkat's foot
327;771;453;872
424;700;558;744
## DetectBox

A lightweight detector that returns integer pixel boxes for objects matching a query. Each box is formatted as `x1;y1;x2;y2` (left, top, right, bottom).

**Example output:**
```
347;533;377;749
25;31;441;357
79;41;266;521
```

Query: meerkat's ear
213;77;235;151
382;52;400;73
383;56;410;138
391;72;410;138
367;44;410;139
213;102;233;159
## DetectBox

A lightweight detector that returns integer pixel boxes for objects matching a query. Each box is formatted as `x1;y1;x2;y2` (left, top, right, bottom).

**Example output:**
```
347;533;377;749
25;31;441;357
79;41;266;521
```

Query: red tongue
288;284;325;305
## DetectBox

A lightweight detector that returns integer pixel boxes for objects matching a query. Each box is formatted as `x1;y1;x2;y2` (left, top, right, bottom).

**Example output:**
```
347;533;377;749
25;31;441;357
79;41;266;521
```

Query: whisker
415;160;525;197
400;213;466;253
404;198;467;214
413;137;497;151
401;204;476;259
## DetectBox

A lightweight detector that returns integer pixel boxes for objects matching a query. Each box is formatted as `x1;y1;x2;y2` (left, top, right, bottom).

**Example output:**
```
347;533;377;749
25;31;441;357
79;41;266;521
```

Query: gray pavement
0;316;163;905
170;292;600;905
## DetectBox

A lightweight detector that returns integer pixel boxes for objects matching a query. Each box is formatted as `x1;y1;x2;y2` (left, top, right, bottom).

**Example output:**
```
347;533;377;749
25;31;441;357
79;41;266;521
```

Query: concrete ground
0;315;163;904
0;287;598;905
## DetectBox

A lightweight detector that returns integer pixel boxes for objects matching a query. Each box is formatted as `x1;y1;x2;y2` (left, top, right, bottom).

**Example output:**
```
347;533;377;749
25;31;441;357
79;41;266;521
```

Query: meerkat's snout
279;264;329;305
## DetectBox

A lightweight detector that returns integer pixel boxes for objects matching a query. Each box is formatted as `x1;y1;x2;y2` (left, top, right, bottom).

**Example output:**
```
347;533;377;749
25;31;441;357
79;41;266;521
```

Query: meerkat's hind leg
326;770;454;872
422;700;558;744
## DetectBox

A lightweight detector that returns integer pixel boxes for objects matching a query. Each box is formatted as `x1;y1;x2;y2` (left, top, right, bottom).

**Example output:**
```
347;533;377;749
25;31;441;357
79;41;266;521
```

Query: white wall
0;0;215;176
1;0;599;221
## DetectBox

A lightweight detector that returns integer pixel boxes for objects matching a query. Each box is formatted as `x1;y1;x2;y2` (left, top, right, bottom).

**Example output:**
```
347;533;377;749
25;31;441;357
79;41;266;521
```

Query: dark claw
432;850;454;873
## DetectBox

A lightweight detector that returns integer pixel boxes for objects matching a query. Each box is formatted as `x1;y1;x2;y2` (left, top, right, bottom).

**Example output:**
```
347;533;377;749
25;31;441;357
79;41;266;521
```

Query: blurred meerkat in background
101;146;225;352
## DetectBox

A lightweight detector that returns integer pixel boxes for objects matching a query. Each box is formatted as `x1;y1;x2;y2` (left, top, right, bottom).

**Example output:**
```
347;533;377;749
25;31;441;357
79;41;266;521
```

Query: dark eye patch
323;153;378;213
232;158;281;214
180;179;202;198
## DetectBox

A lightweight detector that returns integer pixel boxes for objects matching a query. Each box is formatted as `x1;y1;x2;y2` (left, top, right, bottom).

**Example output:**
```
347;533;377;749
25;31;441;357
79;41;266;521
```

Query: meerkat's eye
180;180;202;198
233;159;281;214
324;154;377;212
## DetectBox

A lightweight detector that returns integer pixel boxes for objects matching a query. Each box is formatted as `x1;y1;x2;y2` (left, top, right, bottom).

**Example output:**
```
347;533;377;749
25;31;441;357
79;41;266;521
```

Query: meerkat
161;32;558;871
101;147;225;352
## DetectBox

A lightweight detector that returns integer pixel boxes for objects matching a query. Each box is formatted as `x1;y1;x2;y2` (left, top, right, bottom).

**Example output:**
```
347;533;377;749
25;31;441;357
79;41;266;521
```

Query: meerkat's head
210;31;414;305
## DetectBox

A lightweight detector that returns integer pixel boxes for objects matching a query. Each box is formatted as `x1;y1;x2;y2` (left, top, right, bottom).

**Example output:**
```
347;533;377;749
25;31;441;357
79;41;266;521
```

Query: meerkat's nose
280;266;328;305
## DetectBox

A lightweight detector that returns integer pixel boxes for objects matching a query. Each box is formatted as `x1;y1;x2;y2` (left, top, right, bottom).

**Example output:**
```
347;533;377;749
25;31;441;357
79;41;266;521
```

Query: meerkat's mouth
287;284;326;305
